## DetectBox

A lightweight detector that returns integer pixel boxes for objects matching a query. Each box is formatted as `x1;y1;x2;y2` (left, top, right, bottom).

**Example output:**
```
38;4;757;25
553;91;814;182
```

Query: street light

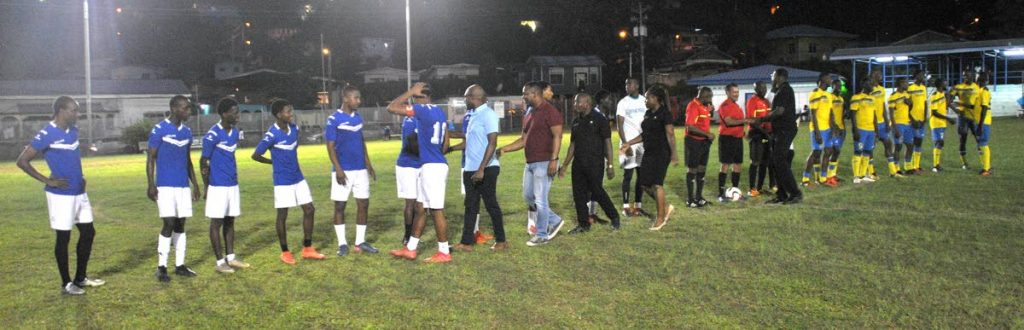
618;30;628;40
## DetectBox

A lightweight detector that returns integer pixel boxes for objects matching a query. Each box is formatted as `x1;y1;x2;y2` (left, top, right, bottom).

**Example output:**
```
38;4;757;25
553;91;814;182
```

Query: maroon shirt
523;101;564;163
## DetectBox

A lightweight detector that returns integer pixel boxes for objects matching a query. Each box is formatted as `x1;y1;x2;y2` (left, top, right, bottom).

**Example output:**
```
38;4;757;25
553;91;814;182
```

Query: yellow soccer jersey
908;82;927;122
888;91;911;125
929;91;949;129
831;94;846;130
808;88;833;130
871;85;887;123
952;82;980;121
850;93;875;131
976;87;992;125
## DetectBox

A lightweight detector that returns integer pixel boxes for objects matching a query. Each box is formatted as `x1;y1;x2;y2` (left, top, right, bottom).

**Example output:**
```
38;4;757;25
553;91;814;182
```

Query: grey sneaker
215;263;235;274
525;236;549;247
74;277;105;287
546;220;565;240
62;283;85;295
355;242;379;254
227;259;251;269
337;244;349;257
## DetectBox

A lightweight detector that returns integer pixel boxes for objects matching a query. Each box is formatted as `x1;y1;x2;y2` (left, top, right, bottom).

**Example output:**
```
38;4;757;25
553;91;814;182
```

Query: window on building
788;43;796;54
549;67;564;85
808;43;818;53
589;67;599;84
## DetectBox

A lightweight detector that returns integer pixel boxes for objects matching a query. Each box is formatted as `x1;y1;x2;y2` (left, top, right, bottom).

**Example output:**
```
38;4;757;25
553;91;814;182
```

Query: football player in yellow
850;79;877;183
888;77;912;176
951;70;980;169
802;73;835;187
870;69;899;178
928;78;955;172
907;69;928;174
826;79;846;182
975;72;993;176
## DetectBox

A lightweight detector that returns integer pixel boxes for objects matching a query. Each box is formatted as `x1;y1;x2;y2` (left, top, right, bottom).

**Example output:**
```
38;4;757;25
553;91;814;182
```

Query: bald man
450;85;507;252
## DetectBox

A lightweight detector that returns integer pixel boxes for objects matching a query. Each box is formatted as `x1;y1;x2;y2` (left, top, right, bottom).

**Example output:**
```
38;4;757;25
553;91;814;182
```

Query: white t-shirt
616;94;647;143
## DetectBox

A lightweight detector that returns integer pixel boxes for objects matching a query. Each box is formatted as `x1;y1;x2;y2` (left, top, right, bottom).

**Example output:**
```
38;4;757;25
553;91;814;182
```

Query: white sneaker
860;176;876;183
62;283;85;295
853;177;863;184
74;277;106;287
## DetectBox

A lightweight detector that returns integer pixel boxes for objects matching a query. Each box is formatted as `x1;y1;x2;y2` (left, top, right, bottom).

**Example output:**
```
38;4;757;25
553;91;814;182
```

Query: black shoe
695;198;711;208
568;226;590;235
766;198;786;205
783;195;803;204
636;208;653;219
174;265;197;277
156;266;170;282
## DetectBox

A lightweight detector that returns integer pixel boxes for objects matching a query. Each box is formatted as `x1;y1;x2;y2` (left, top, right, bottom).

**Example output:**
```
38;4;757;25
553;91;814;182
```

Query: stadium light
873;56;894;63
1004;48;1024;57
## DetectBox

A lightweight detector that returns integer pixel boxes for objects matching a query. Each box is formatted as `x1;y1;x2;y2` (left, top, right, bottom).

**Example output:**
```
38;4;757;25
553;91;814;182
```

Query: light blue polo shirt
462;104;500;172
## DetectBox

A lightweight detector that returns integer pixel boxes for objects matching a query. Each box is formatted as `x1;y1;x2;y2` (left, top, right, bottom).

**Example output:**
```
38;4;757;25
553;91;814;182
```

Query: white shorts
395;166;420;199
205;185;241;219
417;163;448;209
619;143;644;169
274;180;314;209
331;170;370;201
46;192;94;231
157;187;193;218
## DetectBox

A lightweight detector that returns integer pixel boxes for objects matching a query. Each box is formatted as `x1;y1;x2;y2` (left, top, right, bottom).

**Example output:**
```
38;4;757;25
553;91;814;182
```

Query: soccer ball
725;187;743;202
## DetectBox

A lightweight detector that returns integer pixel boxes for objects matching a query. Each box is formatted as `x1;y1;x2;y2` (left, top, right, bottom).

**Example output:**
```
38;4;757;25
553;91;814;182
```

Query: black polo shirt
570;109;612;165
770;82;797;132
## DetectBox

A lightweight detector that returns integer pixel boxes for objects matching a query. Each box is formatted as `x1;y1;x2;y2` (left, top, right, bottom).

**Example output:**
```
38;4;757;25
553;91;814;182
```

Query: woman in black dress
619;87;678;230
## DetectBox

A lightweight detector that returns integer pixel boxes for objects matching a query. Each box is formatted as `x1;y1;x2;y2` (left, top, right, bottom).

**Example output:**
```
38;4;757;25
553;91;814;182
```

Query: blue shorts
831;129;846;148
913;126;926;140
931;128;946;142
977;124;991;147
856;129;876;153
876;123;891;141
895;124;914;144
810;129;833;151
957;117;976;136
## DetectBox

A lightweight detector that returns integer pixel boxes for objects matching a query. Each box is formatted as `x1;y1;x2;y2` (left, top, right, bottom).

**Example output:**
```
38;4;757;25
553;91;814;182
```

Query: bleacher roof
829;37;1024;61
687;64;835;86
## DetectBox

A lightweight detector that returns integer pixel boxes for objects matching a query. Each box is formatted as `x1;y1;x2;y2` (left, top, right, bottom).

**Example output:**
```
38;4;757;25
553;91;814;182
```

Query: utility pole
83;0;93;146
631;1;649;91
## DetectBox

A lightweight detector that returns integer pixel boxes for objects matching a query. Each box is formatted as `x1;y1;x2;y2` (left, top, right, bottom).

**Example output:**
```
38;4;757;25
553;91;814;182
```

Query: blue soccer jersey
30;122;85;196
325;109;367;171
409;104;447;164
254;122;305;186
396;116;421;168
148;119;193;188
200;122;239;187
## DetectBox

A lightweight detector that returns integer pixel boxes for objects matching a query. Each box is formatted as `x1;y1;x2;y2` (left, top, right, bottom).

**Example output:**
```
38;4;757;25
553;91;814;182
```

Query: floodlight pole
83;0;93;145
405;0;412;88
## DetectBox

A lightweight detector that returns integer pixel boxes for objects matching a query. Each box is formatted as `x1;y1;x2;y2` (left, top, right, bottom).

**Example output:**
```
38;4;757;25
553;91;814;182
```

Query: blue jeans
523;161;561;239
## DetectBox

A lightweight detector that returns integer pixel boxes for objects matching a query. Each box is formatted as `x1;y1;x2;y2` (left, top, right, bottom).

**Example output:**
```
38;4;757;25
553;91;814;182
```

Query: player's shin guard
851;155;861;177
887;156;898;174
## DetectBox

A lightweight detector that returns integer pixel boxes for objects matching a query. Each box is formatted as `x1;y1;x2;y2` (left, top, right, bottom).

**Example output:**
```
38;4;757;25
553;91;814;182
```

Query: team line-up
16;67;995;295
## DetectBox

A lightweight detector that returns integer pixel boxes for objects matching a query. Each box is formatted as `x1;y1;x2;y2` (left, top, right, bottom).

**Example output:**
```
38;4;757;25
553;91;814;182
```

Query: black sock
731;171;740;189
748;166;757;190
621;169;633;204
718;172;727;197
686;173;695;201
74;223;95;283
280;243;289;252
55;230;71;286
696;172;706;200
302;239;312;248
758;164;768;189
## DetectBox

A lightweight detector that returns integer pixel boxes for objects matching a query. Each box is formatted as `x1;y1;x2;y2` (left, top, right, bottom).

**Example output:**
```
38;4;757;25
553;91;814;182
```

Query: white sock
157;235;171;267
588;201;598;215
216;258;226;266
636;202;642;209
438;241;450;255
355;224;367;245
406;237;420;251
474;215;481;233
528;210;537;227
172;233;186;267
623;203;630;209
334;224;347;246
227;253;236;262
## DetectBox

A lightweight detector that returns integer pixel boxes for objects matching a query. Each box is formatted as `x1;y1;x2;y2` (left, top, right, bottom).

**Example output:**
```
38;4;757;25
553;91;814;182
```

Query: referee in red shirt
716;83;753;201
684;87;715;207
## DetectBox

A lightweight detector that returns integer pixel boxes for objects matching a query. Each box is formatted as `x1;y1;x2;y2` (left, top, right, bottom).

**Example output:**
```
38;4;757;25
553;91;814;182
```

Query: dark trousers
461;166;505;244
571;163;620;228
770;129;801;200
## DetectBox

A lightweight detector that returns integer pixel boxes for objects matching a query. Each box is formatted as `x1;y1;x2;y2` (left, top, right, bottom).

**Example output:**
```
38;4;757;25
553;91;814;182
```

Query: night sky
0;0;1017;81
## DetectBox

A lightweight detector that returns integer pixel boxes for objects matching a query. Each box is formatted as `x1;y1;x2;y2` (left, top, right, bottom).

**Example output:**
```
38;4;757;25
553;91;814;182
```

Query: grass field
1;118;1022;328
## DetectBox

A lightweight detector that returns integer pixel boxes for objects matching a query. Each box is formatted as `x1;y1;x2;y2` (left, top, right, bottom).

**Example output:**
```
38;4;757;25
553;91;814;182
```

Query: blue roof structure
687;64;835;86
0;79;189;96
